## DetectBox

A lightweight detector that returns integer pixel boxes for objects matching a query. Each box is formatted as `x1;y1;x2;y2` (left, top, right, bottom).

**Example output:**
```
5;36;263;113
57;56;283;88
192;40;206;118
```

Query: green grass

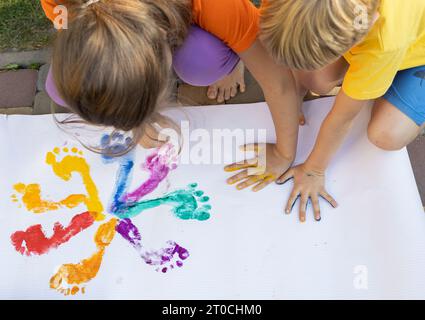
0;0;52;52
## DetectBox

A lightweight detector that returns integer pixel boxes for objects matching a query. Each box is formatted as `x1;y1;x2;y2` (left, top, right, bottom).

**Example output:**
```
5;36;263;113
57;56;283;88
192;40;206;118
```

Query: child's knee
310;79;336;96
367;123;405;151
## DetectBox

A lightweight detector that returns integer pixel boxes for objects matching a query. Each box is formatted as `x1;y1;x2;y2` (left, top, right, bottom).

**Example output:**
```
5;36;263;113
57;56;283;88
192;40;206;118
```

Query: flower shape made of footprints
10;135;212;296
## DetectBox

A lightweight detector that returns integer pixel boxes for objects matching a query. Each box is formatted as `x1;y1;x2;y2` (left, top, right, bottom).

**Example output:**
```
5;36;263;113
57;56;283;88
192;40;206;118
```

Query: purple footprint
116;219;189;273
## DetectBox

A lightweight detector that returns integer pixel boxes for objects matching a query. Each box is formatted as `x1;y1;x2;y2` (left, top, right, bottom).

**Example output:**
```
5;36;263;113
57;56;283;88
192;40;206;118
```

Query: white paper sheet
0;97;424;300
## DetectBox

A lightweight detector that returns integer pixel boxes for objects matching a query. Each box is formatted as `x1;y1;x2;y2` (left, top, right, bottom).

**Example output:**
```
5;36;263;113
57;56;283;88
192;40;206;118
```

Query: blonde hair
260;0;380;70
51;0;191;145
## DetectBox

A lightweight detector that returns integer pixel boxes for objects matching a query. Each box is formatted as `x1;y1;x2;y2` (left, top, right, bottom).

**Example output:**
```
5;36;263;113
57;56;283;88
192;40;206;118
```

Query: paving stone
33;91;68;115
0;48;51;68
0;69;37;109
177;84;225;106
0;107;33;115
37;63;50;92
407;135;425;206
33;91;52;115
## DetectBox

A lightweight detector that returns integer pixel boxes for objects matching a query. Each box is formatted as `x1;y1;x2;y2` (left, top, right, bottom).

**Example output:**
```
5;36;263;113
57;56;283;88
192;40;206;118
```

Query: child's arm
225;39;300;191
277;90;370;222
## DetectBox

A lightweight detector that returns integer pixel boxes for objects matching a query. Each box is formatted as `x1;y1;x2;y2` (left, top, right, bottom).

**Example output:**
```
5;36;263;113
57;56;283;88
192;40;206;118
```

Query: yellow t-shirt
343;0;425;100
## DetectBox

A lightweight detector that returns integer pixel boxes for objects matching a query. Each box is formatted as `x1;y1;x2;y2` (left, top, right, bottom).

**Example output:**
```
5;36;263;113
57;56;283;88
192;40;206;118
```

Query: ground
0;0;52;52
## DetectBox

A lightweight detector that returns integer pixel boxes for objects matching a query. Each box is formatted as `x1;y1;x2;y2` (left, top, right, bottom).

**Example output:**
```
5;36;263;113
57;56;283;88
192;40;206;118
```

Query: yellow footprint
12;183;86;214
46;147;104;221
50;218;117;296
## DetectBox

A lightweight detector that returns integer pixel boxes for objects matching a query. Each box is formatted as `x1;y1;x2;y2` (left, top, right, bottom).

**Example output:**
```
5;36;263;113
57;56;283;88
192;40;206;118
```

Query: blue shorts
383;66;425;126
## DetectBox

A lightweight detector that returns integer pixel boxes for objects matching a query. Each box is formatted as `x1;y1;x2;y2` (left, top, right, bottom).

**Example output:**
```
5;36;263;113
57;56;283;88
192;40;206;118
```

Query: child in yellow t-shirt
259;0;425;222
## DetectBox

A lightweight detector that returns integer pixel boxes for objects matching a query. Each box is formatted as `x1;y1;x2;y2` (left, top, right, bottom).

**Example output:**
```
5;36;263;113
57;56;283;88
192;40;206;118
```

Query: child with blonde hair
41;0;301;190
258;0;425;222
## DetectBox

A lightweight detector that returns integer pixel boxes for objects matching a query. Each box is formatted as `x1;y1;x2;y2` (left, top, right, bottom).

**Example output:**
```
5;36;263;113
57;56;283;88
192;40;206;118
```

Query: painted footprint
50;218;117;296
100;133;136;213
100;132;134;163
116;219;189;273
46;147;104;220
11;211;95;256
101;132;179;214
119;183;212;221
11;183;86;214
122;142;179;205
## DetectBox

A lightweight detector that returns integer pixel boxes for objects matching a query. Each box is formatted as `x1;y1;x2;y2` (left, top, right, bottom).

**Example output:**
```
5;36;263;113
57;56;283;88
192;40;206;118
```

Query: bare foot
207;60;246;103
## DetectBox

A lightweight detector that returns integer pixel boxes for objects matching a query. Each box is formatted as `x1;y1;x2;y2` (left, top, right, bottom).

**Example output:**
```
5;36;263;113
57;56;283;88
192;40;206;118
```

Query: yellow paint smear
45;148;104;220
13;183;86;213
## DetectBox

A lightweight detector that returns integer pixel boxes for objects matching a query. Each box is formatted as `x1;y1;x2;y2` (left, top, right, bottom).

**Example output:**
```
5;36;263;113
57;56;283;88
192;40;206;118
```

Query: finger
239;143;259;153
236;176;263;190
311;195;321;221
285;190;300;214
252;175;275;192
319;191;338;208
276;169;294;185
207;85;218;100
224;159;257;172
217;88;225;103
230;86;237;98
299;195;309;223
224;88;231;101
226;170;249;185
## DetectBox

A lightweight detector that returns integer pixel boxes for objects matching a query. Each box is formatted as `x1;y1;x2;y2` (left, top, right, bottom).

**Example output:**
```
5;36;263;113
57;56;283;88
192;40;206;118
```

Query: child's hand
276;164;338;222
138;113;179;149
224;143;293;192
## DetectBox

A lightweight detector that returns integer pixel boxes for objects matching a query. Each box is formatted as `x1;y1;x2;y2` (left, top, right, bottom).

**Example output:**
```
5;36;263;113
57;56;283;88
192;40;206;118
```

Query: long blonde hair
51;0;191;149
260;0;379;70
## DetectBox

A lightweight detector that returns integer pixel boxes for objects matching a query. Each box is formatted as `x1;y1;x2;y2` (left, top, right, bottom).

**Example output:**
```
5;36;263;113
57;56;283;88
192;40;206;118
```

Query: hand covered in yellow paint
224;143;293;192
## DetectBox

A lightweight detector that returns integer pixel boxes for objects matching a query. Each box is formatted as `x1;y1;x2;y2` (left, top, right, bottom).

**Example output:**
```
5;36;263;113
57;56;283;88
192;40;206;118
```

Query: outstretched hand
276;164;338;222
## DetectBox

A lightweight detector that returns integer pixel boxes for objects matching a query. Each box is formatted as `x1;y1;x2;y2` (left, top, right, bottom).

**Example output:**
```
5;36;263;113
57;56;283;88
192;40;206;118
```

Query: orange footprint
49;218;117;296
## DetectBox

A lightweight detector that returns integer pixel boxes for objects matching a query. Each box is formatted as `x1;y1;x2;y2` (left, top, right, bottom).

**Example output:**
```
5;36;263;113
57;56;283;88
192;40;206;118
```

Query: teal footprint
121;183;212;221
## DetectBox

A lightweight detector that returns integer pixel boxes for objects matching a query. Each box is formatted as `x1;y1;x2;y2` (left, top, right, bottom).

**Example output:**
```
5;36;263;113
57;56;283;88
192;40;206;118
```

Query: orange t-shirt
40;0;259;53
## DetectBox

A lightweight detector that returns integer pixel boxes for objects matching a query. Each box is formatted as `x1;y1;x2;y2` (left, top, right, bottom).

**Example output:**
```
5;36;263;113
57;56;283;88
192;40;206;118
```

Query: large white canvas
0;97;424;300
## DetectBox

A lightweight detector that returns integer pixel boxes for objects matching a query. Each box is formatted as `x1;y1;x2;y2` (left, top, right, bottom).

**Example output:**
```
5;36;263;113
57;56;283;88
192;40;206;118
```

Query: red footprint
11;212;95;256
